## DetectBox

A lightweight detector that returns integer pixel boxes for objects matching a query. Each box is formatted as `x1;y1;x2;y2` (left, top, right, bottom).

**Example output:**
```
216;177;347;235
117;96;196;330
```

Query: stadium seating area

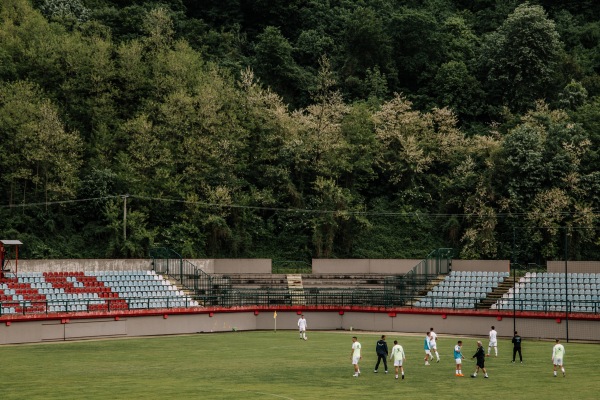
414;271;510;309
492;272;600;313
1;268;598;315
0;270;199;315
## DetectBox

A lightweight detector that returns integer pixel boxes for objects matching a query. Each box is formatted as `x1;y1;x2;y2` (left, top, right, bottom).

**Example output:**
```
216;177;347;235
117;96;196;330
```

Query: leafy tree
389;8;443;92
252;26;310;107
340;7;392;92
479;3;563;112
558;79;588;110
431;61;485;119
0;81;83;205
37;0;90;26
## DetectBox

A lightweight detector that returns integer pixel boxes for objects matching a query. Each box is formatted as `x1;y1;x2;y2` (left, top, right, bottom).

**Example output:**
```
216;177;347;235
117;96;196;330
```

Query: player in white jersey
552;339;566;377
351;336;362;377
487;326;498;357
297;314;307;340
429;327;440;362
389;340;406;380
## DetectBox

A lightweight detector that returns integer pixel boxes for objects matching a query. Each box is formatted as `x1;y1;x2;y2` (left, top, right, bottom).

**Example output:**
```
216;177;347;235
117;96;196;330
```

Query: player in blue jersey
424;332;432;365
454;340;465;376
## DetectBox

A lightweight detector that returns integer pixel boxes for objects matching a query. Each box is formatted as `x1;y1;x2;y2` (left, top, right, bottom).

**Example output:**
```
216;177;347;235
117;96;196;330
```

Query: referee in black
512;331;523;363
374;335;389;373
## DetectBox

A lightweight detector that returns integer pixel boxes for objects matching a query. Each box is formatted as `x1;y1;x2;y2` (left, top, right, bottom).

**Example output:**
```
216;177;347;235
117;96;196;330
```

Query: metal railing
384;248;454;299
149;247;231;306
0;296;199;316
220;288;409;307
1;293;598;316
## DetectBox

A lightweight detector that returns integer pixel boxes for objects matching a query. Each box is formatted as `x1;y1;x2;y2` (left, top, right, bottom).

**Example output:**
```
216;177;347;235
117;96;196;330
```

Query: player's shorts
476;360;485;368
394;359;403;367
455;358;462;365
424;350;432;356
430;343;437;350
553;358;563;366
489;340;497;347
352;356;360;365
299;328;306;332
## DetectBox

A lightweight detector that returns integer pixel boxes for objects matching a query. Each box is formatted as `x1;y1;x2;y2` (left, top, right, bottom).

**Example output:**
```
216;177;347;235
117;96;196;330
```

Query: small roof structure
1;239;23;276
1;240;23;245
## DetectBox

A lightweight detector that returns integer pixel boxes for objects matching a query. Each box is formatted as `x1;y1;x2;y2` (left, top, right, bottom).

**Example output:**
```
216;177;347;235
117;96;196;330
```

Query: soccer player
429;327;440;362
454;340;465;376
471;341;489;378
487;326;498;357
351;336;362;377
374;335;388;373
424;332;432;365
512;331;523;363
389;340;406;380
552;339;566;377
297;314;307;340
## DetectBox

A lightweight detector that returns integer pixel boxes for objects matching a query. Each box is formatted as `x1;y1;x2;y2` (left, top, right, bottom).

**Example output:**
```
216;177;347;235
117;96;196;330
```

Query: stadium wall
1;309;597;345
451;260;509;272
546;261;600;274
312;259;423;274
16;258;512;274
15;259;272;274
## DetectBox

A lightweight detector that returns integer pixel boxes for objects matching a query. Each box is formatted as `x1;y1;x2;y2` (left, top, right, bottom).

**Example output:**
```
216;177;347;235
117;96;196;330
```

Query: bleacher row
0;270;199;315
414;271;510;309
415;271;599;313
492;272;600;312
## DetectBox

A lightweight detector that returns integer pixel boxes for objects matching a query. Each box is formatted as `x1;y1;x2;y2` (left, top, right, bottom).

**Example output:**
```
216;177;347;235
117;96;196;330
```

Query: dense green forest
0;0;599;264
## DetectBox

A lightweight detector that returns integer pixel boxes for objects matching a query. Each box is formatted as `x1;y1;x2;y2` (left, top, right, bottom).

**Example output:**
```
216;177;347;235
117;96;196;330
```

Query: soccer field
2;330;598;399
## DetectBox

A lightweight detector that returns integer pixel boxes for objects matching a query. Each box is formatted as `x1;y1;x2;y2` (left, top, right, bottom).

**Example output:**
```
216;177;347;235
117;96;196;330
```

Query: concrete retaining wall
452;260;509;272
312;259;422;274
20;259;600;275
547;261;600;274
1;310;597;344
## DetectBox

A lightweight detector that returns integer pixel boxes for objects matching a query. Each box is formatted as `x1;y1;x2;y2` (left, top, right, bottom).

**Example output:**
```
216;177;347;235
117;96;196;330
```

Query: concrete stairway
287;274;306;305
478;276;518;309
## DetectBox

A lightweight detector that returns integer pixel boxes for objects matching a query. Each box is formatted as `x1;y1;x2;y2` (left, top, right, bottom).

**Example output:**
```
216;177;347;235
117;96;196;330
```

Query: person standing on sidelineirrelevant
389;340;406;380
487;326;498;357
552;339;566;378
351;336;362;377
374;335;389;374
429;327;440;362
512;331;523;363
297;314;307;340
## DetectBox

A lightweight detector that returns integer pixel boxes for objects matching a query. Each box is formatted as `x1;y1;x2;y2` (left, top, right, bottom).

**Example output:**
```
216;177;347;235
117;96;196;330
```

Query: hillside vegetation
0;0;599;262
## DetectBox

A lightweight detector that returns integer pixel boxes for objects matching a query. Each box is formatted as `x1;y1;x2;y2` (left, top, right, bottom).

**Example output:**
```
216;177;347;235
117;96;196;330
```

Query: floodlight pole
512;227;516;334
564;228;569;343
123;194;129;242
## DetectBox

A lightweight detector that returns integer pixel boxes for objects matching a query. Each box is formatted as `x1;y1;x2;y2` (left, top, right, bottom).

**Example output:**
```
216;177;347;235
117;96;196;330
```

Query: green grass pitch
2;330;598;399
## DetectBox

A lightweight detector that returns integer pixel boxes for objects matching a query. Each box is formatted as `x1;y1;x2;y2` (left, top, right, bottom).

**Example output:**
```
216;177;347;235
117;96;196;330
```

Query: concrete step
287;274;305;305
